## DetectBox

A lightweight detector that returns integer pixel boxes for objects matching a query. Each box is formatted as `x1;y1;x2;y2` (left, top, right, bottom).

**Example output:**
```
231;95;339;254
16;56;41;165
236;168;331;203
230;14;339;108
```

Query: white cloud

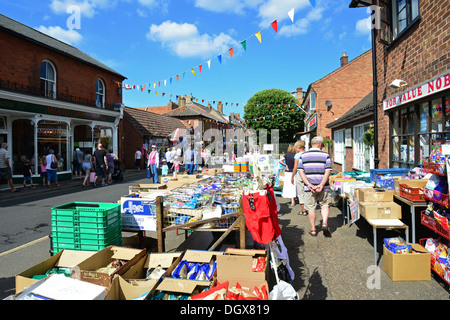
35;25;83;45
49;0;118;18
146;20;238;59
355;16;371;35
193;0;264;15
278;6;324;36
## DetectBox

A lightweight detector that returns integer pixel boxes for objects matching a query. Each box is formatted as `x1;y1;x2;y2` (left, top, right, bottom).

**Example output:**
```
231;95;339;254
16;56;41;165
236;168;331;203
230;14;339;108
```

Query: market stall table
393;194;427;243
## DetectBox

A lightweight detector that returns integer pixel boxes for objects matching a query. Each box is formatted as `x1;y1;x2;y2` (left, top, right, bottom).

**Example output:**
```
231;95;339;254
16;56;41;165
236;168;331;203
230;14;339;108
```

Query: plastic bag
269;280;299;300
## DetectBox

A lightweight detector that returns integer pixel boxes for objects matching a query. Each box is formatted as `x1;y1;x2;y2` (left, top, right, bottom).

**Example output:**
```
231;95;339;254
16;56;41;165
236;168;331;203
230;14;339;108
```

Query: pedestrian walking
165;148;174;173
297;136;332;237
201;147;210;168
0;143;16;192
291;140;307;216
22;159;35;189
93;143;108;187
82;150;92;187
39;156;47;186
106;149;118;184
280;145;296;207
147;144;159;183
45;149;61;188
183;144;197;175
134;147;142;171
172;155;180;179
72;148;83;179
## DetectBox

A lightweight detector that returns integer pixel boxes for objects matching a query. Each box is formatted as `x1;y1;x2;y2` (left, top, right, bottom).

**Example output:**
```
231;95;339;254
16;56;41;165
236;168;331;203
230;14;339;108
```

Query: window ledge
384;15;422;51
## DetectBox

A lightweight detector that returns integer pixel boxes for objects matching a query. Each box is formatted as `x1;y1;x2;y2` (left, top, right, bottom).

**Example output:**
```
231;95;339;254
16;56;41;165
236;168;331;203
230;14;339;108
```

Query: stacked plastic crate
50;202;122;254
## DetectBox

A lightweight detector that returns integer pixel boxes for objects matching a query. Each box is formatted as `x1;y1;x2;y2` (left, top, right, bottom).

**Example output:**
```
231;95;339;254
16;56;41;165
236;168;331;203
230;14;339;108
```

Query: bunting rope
122;6;306;95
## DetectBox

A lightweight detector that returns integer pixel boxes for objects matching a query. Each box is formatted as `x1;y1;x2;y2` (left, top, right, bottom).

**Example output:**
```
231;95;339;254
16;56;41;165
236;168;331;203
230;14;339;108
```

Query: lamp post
349;0;379;169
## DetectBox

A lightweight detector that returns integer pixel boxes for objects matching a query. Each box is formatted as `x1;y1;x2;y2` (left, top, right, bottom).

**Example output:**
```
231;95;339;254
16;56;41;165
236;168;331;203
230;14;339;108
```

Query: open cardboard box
358;201;402;219
153;277;211;298
15;249;96;294
166;250;223;278
218;248;269;281
105;275;158;300
73;246;146;289
383;243;431;281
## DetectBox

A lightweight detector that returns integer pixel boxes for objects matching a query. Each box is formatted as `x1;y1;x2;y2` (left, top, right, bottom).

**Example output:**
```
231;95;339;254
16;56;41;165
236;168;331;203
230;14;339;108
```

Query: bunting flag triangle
241;40;247;51
288;8;294;22
153;82;156;88
255;30;262;43
218;54;222;64
229;48;233;59
156;91;158;95
158;81;160;87
199;64;202;73
162;93;165;97
176;74;179;82
164;79;167;86
271;20;278;33
207;59;211;69
191;68;196;76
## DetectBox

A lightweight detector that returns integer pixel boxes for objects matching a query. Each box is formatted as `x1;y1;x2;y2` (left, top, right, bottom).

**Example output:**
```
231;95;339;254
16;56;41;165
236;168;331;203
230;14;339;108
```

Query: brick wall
375;0;450;168
0;29;124;110
314;50;373;139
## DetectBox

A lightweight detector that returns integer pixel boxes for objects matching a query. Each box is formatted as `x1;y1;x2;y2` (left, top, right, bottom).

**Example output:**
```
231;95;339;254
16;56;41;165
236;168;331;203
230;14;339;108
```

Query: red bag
242;189;281;245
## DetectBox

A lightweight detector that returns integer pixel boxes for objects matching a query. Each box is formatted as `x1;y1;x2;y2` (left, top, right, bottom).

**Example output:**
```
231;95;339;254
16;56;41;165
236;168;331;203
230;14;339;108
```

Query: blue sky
2;0;373;117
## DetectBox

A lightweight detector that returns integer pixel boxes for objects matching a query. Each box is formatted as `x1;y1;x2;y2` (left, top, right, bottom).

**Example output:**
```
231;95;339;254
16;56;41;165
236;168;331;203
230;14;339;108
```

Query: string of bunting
121;6;304;94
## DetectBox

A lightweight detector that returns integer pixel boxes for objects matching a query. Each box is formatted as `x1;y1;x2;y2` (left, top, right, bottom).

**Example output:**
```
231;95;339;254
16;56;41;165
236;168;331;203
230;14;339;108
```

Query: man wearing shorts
298;136;332;237
93;143;108;187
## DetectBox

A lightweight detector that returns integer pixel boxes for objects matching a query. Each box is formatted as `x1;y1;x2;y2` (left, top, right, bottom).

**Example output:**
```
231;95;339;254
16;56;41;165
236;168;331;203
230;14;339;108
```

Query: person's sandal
322;224;331;237
309;230;317;237
298;211;308;216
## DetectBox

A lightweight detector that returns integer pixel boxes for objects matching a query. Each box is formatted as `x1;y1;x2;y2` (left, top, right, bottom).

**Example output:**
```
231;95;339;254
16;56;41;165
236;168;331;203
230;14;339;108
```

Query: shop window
93;125;112;150
40;60;56;99
96;79;105;108
12;119;35;175
334;129;344;165
37;120;68;172
391;106;415;168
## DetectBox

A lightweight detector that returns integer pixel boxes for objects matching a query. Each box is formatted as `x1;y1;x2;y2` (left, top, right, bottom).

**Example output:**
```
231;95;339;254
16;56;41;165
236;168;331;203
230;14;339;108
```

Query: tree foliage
244;89;305;143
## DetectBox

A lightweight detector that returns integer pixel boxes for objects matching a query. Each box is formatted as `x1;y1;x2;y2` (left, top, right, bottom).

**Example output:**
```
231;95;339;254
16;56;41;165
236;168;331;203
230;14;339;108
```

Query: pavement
1;169;449;300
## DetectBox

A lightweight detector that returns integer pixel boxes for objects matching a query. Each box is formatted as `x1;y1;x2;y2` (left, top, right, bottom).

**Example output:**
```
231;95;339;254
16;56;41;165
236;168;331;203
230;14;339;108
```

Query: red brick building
0;14;126;180
300;51;373;165
350;0;450;169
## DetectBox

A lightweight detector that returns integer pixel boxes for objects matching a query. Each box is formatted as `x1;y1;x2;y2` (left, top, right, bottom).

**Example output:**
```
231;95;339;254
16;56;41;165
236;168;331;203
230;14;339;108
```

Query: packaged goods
383;237;412;254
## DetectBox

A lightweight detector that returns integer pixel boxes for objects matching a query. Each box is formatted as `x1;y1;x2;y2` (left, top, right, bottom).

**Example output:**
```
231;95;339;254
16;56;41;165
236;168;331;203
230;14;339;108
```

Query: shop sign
0;98;117;122
308;115;317;130
383;72;450;111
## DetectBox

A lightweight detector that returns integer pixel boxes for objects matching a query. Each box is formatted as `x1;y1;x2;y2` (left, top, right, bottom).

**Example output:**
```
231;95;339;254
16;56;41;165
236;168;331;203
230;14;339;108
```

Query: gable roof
0;14;126;79
326;91;373;129
123;106;188;137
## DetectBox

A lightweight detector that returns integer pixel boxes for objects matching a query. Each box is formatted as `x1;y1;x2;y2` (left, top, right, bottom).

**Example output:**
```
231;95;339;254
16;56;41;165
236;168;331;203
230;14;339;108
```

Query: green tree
244;89;305;143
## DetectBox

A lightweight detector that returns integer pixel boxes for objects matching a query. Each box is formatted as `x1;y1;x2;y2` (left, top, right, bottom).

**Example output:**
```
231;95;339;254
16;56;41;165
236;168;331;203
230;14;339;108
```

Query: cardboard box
15;249;96;294
154;278;211;297
394;179;428;195
128;184;166;193
74;246;146;289
167;250;223;278
359;201;402;219
15;274;106;300
105;275;158;300
218;248;269;281
357;188;394;202
383;243;431;281
121;251;183;281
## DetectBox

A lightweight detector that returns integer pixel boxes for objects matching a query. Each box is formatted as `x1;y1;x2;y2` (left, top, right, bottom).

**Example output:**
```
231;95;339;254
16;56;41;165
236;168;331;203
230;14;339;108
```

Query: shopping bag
269;280;298;300
89;172;96;183
242;190;279;245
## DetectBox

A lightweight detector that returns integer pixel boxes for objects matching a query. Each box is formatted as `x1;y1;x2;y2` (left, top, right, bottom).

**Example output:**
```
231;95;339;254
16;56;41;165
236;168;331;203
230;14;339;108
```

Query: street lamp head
389;79;408;88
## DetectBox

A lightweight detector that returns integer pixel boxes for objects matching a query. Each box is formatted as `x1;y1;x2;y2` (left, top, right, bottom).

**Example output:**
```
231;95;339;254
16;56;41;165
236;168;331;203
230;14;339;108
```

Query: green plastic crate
51;202;120;218
52;235;122;253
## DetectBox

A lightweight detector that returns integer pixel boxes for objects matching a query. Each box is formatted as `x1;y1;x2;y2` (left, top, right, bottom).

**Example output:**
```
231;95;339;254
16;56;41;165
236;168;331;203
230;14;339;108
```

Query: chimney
217;101;223;114
340;52;348;67
177;95;186;107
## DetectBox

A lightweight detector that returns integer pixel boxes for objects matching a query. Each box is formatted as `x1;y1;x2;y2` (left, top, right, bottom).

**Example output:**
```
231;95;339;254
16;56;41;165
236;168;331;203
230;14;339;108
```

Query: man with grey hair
298;136;333;237
0;143;17;192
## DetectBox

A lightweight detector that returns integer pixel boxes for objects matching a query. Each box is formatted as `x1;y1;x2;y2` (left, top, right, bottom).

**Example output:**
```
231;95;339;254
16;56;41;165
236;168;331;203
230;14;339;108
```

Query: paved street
1;172;449;300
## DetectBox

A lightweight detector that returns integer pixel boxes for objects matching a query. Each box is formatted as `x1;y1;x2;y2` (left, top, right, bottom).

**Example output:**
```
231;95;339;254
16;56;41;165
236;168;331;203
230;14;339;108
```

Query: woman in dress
280;145;297;207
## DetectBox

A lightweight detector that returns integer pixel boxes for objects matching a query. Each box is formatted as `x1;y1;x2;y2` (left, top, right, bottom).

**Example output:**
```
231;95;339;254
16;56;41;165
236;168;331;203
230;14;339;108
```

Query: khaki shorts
295;172;305;204
304;190;332;212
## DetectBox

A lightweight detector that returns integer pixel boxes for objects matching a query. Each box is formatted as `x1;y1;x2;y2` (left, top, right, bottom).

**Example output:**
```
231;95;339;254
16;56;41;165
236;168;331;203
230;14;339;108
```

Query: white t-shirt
135;150;142;160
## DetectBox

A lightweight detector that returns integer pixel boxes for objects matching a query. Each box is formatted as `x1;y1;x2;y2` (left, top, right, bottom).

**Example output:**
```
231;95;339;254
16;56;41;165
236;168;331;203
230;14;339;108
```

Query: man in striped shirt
298;136;332;237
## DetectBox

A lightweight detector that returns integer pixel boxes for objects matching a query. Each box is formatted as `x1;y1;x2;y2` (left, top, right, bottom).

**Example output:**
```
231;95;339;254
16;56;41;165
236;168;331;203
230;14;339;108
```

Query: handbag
89;172;96;183
50;161;58;169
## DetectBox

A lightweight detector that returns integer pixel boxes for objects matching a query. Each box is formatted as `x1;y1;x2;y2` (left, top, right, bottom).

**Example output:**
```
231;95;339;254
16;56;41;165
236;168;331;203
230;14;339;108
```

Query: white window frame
96;79;105;108
334;129;344;165
353;121;374;171
40;60;56;99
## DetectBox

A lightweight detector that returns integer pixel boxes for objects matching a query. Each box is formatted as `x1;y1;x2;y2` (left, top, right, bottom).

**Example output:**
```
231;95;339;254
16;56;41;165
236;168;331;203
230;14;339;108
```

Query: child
40;156;47;186
161;159;169;177
171;155;180;179
23;159;35;189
